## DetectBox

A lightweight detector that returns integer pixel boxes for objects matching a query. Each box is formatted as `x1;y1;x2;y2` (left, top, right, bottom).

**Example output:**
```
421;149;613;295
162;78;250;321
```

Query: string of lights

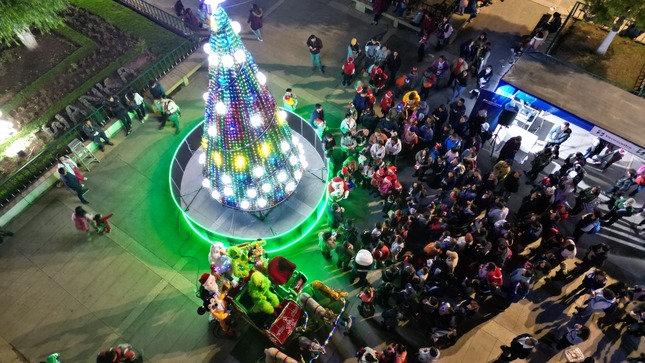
200;2;306;211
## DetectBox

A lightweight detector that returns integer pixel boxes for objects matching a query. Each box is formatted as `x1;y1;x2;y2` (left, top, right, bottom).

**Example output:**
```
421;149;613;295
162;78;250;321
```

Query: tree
0;0;68;48
200;1;307;211
585;0;645;54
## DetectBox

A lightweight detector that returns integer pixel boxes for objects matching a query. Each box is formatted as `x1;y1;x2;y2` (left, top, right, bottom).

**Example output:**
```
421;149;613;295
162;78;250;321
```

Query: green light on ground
170;121;330;253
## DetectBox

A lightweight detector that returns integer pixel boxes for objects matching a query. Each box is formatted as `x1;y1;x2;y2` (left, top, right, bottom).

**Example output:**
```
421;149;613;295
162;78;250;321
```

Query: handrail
114;0;194;38
0;36;204;208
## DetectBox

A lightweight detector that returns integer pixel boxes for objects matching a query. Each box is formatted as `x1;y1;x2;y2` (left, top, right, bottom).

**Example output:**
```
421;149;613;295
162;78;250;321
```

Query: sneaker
107;142;114;146
81;200;90;205
321;66;325;74
258;38;263;42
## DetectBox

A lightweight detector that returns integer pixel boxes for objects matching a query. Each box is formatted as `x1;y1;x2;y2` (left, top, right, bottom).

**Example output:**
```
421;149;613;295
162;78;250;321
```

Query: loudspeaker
498;109;518;127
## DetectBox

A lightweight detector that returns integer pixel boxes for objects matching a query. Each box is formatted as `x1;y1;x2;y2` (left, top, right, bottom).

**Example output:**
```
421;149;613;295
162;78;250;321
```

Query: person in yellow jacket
403;90;420;111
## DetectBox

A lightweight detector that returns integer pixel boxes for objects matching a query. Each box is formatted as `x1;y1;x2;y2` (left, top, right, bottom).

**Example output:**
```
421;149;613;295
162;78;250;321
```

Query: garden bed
0;33;78;104
0;0;185;179
551;20;645;89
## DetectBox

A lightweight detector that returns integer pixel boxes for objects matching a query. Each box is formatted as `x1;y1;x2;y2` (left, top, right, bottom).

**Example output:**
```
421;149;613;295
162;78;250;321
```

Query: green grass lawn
69;0;184;56
552;20;645;90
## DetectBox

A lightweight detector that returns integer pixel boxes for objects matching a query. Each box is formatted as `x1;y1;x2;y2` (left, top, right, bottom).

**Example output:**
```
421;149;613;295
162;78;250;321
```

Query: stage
170;109;329;252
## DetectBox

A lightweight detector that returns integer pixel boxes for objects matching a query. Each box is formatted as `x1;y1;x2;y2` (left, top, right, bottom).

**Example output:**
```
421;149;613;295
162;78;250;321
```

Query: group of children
72;206;113;240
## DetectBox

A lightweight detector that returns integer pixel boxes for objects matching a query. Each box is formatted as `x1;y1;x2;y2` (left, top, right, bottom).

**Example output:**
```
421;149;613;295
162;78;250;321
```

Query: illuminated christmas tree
200;1;307;211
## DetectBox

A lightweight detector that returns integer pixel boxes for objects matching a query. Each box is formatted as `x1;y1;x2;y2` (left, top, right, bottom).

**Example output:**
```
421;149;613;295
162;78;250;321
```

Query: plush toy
312;280;348;301
199;272;220;296
327;176;349;202
197;292;231;334
248;271;280;314
209;242;232;275
250;239;268;273
227;246;251;278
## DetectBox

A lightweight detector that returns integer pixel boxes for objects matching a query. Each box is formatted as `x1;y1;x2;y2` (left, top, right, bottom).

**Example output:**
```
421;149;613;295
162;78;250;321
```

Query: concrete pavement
0;0;643;362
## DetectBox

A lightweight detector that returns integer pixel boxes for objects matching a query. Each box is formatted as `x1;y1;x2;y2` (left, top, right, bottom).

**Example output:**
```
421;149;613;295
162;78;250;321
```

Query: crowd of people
300;8;645;360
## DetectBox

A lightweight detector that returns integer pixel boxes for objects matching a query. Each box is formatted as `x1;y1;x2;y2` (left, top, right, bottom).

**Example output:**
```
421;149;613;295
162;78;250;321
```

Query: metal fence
0;36;203;208
115;0;194;38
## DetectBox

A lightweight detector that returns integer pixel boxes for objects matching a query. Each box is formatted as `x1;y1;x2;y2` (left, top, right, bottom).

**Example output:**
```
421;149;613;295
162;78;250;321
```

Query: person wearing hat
369;66;388;92
352;88;369;120
380;91;394;114
342;57;356;86
347;38;361;60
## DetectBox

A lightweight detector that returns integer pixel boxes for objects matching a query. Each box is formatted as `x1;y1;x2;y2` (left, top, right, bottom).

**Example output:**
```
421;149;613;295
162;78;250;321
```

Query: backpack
636;174;645;186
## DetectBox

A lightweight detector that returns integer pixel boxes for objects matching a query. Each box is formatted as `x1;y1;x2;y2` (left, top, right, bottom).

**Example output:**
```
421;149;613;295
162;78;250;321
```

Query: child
94;213;114;234
72;206;95;240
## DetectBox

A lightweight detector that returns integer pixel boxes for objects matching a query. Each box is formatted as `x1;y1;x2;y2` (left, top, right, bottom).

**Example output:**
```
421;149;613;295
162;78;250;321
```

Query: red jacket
343;61;355;75
380;96;393;112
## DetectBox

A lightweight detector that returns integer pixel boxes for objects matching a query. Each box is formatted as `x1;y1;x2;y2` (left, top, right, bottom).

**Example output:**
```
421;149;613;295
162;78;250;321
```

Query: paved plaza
0;0;644;362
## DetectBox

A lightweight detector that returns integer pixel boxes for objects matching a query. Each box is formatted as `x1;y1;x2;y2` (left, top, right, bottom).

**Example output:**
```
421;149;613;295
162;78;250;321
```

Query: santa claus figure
327;176;349;202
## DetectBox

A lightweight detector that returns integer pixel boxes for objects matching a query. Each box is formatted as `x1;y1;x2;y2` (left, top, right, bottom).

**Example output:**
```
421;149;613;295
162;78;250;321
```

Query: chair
68;138;99;171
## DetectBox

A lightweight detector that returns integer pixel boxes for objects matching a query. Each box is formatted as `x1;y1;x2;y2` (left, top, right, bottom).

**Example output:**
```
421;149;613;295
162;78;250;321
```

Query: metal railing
634;62;645;96
115;0;195;38
0;36;204;208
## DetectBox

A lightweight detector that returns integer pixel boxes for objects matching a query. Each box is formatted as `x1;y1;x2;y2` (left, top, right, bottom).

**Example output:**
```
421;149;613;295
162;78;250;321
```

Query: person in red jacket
380;91;394;114
486;266;503;288
372;241;391;267
342;57;356;86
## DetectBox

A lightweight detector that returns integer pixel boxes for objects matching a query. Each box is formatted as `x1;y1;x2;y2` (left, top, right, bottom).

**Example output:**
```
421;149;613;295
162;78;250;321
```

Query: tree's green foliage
0;0;69;46
586;0;645;27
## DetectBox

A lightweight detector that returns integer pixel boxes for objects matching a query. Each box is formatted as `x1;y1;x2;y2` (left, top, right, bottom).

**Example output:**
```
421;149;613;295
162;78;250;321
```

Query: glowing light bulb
257;198;267;208
198;153;206;165
216;102;227;115
204;0;225;6
280;141;290;152
223;186;233;196
221;174;232;184
203;43;211;54
285;182;296;192
203;92;209;101
231;21;242;34
221;55;234;68
202;179;210;188
250;114;262;127
289;155;298;165
260;143;271;157
208;54;218;66
257;72;267;85
246;188;257;198
291;135;299;144
278;110;287;123
213;152;222;166
207;125;217;136
253;166;265;178
294;170;302;180
262;183;271;193
211;190;220;199
235;155;246;169
234;49;246;63
302;160;309;168
240;200;250;209
277;171;287;182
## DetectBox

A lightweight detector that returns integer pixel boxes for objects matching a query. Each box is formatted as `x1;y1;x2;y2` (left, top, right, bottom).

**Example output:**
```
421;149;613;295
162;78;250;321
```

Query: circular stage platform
170;109;329;252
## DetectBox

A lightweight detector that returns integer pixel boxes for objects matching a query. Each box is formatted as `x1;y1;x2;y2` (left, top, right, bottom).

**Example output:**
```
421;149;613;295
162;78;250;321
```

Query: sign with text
590;126;645;156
